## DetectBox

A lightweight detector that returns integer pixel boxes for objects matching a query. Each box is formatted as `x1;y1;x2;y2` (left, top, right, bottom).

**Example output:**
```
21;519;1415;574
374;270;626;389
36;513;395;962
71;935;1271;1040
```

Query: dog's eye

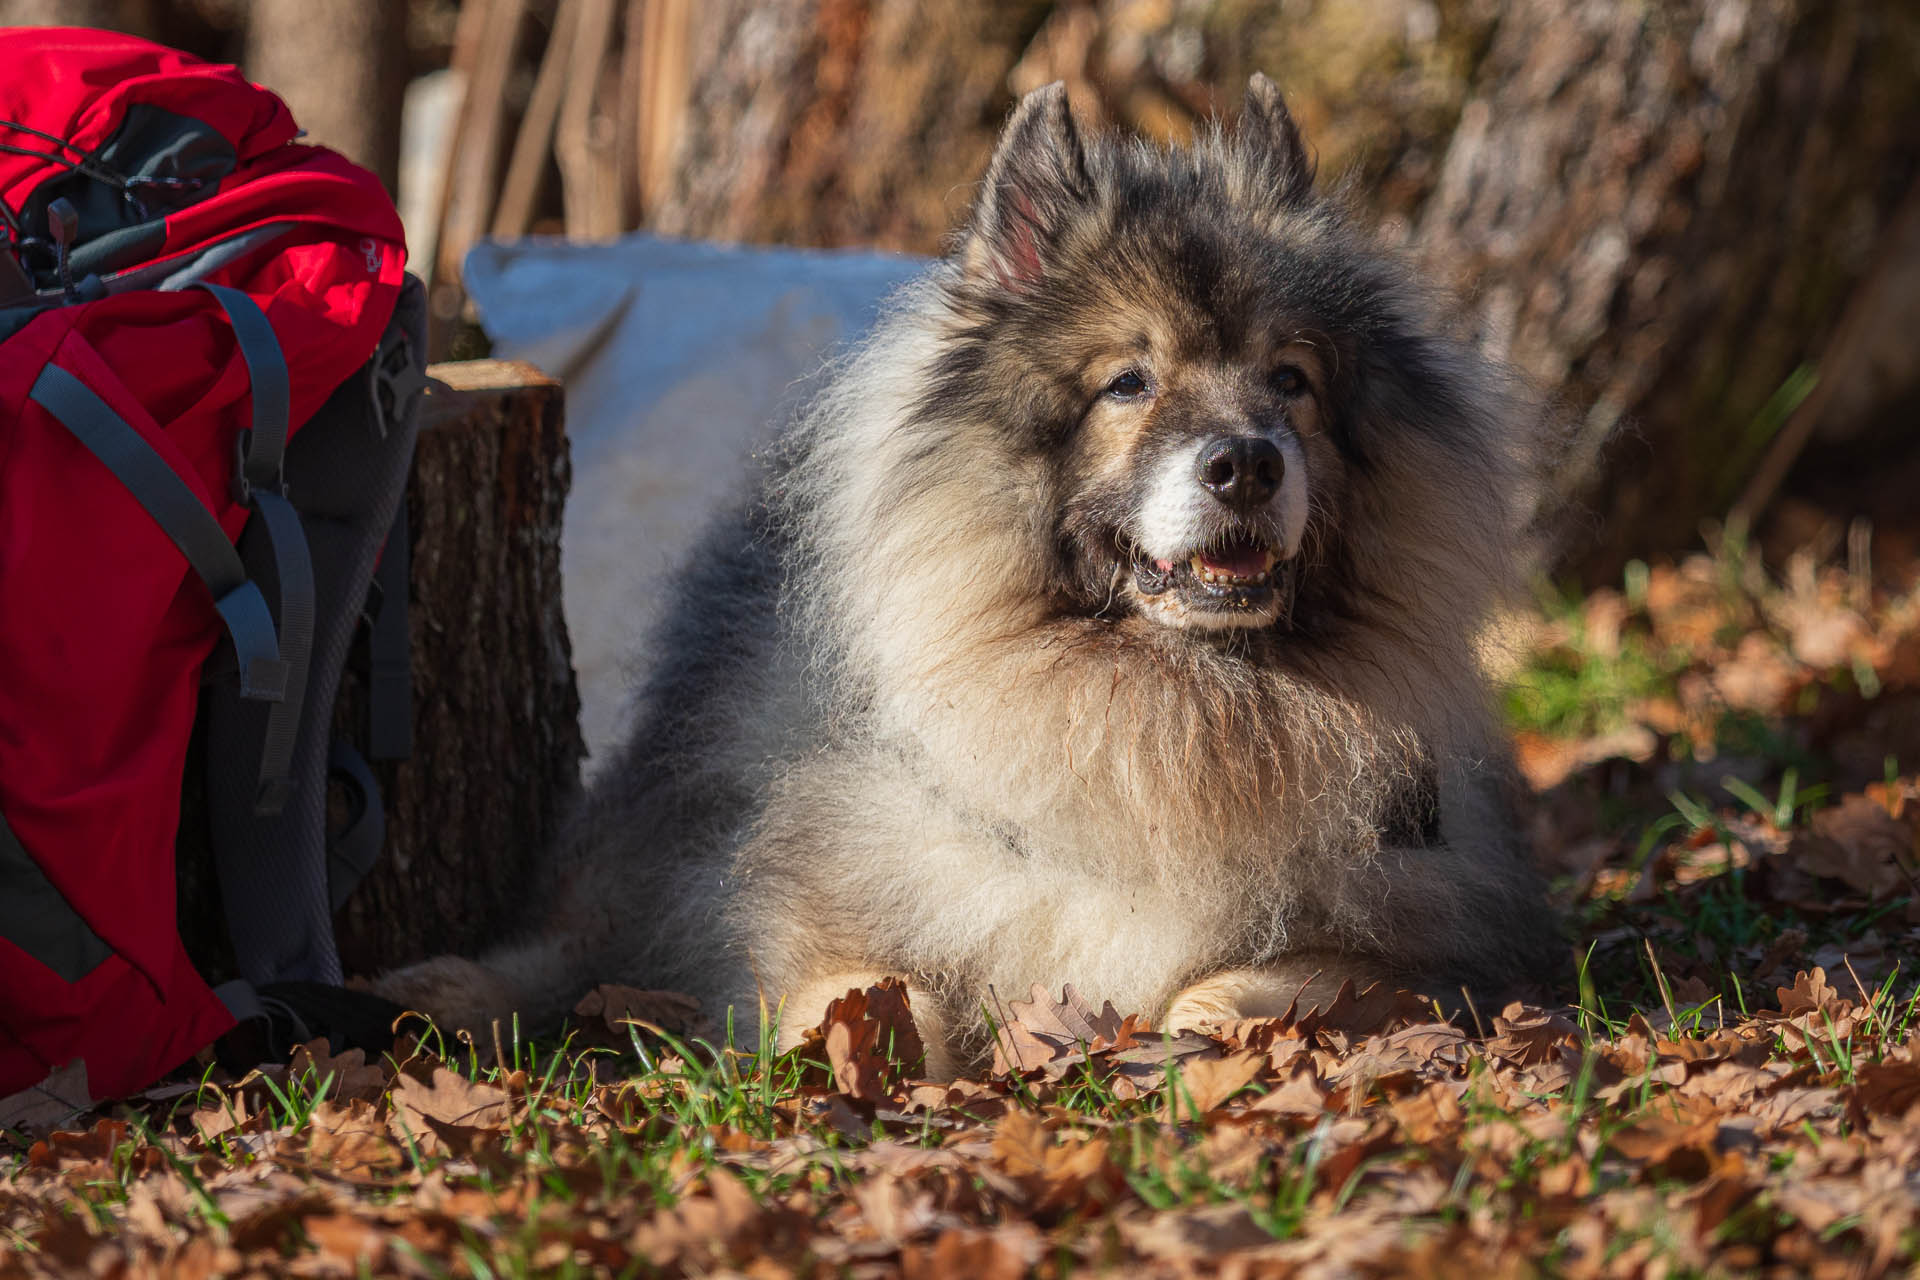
1272;364;1309;397
1104;369;1150;400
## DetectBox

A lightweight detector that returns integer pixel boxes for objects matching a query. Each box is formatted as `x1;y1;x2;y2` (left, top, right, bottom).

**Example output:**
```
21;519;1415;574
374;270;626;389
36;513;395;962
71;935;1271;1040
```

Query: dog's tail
369;937;589;1048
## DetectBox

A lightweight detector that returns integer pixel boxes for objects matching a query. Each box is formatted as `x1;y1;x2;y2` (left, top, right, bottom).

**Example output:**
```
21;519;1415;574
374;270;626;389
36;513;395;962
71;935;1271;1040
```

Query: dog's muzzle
1124;432;1307;630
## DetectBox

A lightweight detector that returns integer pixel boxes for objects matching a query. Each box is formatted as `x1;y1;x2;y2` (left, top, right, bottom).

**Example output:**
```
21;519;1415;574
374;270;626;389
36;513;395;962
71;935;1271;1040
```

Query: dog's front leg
1163;956;1390;1033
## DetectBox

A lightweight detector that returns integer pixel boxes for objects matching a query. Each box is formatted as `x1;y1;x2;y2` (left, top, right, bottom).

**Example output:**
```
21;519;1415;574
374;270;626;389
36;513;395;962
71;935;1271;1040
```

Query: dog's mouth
1127;533;1293;629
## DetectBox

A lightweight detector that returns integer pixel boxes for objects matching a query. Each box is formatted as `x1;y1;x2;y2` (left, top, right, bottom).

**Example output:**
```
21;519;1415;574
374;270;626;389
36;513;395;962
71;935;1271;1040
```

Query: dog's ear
966;82;1092;291
1240;73;1315;205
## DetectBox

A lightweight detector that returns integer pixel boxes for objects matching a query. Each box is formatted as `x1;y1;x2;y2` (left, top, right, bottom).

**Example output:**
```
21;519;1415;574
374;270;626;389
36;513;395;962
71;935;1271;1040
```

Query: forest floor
7;522;1920;1277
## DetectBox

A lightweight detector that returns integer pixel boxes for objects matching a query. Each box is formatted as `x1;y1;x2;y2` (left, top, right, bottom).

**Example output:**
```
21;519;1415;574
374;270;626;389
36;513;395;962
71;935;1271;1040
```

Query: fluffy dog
379;76;1560;1075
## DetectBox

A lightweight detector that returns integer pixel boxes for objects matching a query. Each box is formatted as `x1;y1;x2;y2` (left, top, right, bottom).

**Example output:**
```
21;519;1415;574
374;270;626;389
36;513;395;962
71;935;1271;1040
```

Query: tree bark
649;0;1052;251
329;361;585;976
0;0;138;27
243;0;410;194
1407;0;1920;579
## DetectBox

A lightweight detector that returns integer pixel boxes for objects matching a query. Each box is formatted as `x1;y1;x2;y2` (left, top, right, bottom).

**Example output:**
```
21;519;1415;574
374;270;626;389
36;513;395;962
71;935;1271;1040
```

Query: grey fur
376;80;1561;1074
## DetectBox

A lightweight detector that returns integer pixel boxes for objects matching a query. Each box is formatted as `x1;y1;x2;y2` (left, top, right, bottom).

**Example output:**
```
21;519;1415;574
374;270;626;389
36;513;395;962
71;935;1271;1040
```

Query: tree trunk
329;361;585;976
650;0;1052;250
243;0;410;194
1407;0;1920;579
0;0;138;26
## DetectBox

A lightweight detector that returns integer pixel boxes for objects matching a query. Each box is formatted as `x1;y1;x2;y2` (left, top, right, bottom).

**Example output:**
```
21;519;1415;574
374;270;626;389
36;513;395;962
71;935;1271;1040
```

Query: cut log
178;361;584;981
330;361;585;977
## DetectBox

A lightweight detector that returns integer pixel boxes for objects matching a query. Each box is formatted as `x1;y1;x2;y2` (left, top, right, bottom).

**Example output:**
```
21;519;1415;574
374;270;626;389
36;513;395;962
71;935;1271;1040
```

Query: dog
377;76;1560;1076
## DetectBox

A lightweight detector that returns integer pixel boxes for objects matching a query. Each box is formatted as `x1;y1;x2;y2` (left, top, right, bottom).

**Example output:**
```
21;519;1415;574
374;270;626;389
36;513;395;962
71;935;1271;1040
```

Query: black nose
1196;436;1283;511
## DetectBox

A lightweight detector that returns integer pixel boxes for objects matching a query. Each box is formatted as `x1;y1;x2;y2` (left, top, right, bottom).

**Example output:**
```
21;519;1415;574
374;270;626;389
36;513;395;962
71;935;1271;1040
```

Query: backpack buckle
371;330;429;439
231;427;286;504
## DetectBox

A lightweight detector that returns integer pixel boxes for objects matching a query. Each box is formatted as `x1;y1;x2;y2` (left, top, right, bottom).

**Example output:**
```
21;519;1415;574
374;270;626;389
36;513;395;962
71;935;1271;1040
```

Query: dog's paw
368;955;521;1041
1164;960;1386;1034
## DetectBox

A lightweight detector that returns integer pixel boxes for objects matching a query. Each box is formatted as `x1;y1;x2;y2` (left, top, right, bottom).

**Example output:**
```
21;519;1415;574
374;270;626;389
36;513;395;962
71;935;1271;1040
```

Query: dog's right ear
965;82;1092;292
1240;73;1315;205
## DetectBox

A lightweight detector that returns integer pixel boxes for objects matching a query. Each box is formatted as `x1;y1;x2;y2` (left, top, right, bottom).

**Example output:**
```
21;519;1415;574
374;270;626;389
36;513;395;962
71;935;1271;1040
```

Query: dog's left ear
966;82;1093;291
1240;73;1315;205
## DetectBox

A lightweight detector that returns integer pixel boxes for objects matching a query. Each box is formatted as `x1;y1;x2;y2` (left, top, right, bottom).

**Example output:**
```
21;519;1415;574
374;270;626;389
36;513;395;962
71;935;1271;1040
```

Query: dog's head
910;76;1525;643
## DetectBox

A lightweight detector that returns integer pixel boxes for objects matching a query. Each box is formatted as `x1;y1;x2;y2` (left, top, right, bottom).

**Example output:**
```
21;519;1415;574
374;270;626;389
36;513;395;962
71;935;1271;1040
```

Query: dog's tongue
1198;544;1269;577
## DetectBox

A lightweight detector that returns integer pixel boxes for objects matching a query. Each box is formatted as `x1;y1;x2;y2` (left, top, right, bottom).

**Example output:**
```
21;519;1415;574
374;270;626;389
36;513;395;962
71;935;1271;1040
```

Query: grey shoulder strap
193;283;314;816
27;363;288;703
0;809;113;983
29;284;316;816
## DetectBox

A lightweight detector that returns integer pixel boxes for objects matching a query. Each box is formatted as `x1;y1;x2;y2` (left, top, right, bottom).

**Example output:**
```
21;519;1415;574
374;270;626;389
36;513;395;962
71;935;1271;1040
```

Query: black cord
0;139;126;188
0;116;124;183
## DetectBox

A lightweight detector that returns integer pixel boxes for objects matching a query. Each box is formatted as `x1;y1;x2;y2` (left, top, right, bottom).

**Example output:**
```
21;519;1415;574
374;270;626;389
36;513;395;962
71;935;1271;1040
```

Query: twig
987;984;1023;1073
1644;938;1681;1030
1459;985;1487;1040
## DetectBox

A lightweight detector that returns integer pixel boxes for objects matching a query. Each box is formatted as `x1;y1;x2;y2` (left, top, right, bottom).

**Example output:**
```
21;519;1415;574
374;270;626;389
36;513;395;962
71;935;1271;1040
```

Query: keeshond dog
379;76;1560;1075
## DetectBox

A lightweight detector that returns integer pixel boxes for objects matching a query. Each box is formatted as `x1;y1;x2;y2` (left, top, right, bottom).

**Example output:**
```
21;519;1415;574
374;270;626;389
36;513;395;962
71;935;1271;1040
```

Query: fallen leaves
6;966;1920;1277
814;978;926;1102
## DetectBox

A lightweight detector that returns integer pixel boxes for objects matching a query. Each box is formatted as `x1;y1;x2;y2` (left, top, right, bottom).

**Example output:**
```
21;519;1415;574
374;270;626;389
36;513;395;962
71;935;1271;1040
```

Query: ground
6;525;1920;1277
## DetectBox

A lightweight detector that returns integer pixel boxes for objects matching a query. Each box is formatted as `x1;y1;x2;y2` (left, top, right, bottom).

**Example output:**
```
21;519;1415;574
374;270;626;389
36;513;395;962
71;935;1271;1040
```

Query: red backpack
0;28;426;1102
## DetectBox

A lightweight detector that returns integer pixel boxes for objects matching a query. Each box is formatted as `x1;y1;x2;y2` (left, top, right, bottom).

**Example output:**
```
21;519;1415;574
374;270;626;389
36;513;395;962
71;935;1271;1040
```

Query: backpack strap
27;363;289;704
0;809;113;983
28;286;316;816
366;499;412;760
194;283;314;816
325;740;387;911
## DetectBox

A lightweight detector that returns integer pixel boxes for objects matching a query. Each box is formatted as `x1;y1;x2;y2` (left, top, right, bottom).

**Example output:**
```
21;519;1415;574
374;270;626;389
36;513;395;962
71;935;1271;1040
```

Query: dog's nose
1196;436;1283;511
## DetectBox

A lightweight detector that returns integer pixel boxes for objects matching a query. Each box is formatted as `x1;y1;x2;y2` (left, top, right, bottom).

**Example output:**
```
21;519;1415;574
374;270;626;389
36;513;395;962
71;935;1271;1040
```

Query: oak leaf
988;1109;1122;1214
573;984;707;1039
1847;1059;1920;1123
901;1223;1042;1280
812;978;926;1100
287;1038;388;1103
392;1067;511;1128
1250;1065;1329;1117
1169;1049;1264;1115
1485;1004;1582;1066
989;983;1146;1076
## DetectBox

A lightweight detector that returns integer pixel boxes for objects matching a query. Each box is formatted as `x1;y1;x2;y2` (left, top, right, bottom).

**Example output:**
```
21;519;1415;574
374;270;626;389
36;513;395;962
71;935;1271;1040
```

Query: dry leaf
810;978;927;1101
392;1067;512;1132
0;1059;90;1133
902;1223;1042;1280
990;982;1135;1075
287;1038;388;1103
573;983;706;1035
1485;1005;1582;1066
1170;1050;1264;1114
988;1109;1122;1214
1251;1065;1330;1117
630;1165;766;1267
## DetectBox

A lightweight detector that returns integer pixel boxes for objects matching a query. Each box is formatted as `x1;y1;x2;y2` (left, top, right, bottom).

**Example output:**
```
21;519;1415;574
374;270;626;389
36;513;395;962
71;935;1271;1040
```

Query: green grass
1504;582;1685;740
